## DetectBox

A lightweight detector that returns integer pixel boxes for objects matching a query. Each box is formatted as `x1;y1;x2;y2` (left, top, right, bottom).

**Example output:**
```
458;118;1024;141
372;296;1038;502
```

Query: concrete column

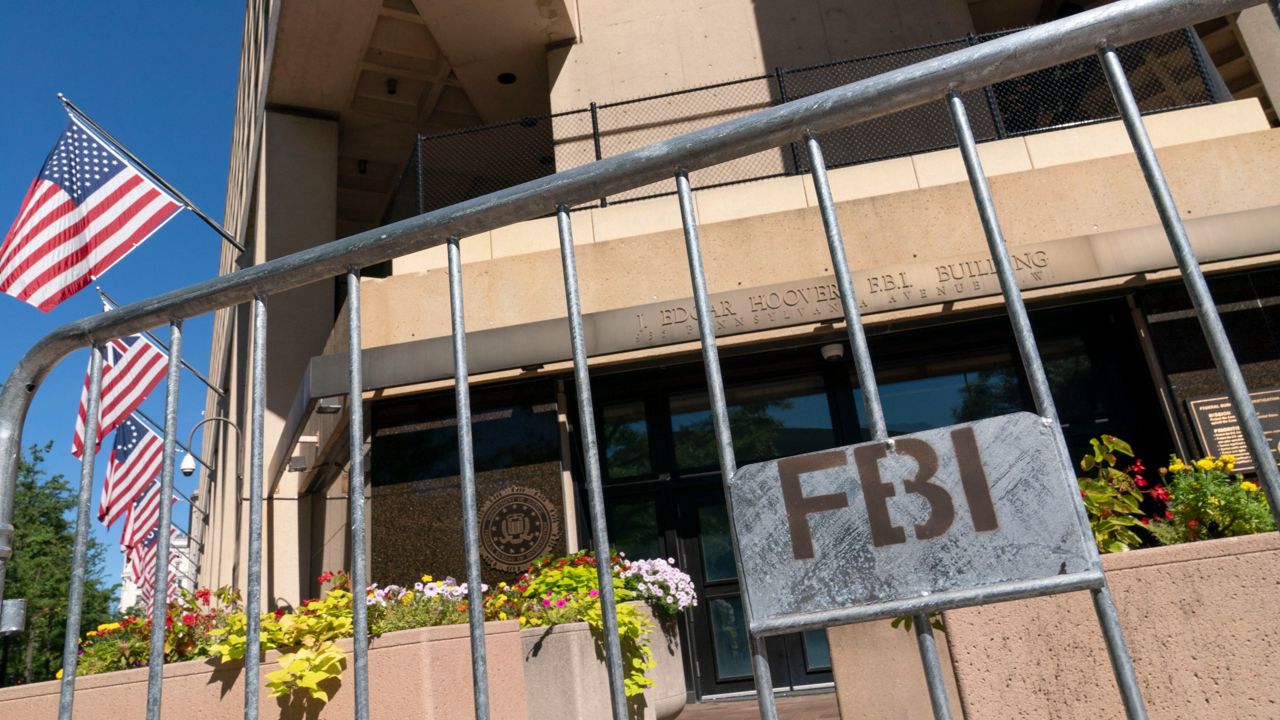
238;110;339;609
1235;7;1280;112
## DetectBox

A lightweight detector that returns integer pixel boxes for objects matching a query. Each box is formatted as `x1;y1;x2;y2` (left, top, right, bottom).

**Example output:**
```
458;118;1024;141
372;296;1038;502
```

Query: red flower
1140;517;1150;525
1187;520;1198;527
1150;486;1170;503
273;608;286;619
317;571;335;585
1135;478;1148;488
181;613;197;627
195;589;211;605
1165;510;1173;520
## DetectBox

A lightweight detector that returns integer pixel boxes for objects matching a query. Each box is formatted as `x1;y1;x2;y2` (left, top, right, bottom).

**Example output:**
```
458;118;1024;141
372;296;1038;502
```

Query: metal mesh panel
386;27;1213;230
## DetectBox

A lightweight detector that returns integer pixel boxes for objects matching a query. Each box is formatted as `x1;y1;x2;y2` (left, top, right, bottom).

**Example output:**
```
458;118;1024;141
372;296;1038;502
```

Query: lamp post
182;417;243;587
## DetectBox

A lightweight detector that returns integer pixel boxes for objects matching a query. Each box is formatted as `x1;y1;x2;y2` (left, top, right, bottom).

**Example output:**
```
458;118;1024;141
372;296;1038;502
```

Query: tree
0;443;116;686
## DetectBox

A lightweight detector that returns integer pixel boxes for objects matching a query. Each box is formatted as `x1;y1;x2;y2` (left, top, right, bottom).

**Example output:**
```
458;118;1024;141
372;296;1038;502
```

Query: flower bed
5;551;696;718
0;620;529;720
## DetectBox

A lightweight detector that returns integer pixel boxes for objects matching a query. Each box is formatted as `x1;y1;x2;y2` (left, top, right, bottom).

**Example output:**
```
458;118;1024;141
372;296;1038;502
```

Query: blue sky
0;3;245;599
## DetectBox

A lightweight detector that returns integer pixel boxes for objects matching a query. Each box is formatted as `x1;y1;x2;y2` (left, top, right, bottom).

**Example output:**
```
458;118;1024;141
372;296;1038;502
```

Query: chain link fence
384;27;1220;224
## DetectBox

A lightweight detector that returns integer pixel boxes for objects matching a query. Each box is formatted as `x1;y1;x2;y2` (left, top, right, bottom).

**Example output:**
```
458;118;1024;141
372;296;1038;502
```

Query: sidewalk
679;691;840;719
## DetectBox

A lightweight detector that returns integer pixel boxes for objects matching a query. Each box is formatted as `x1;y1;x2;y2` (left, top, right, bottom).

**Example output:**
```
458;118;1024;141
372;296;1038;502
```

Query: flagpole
97;289;226;398
57;94;247;254
133;410;213;473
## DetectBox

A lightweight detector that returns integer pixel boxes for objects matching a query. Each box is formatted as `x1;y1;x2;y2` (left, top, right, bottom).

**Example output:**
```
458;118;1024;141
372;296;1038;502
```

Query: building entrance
583;298;1171;700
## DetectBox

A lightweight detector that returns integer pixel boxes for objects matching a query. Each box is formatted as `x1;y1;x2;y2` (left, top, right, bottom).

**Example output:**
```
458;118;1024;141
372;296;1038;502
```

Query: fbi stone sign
479;485;561;573
729;412;1095;628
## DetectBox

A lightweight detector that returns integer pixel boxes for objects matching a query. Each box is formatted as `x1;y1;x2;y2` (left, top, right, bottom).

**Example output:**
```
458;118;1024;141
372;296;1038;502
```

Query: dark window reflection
857;365;1026;437
372;402;560;486
601;401;651;479
670;376;835;470
606;495;661;561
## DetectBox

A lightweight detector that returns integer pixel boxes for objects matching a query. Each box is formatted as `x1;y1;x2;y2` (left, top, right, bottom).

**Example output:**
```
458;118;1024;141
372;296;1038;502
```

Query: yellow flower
56;669;63;679
498;612;508;621
420;574;433;583
1241;481;1259;493
1169;460;1187;473
400;591;414;605
1195;458;1215;472
86;630;98;638
97;622;121;633
1208;496;1221;506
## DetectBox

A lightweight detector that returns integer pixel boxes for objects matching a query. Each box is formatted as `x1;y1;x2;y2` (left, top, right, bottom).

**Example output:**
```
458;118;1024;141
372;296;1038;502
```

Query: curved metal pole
184;416;243;584
0;0;1266;608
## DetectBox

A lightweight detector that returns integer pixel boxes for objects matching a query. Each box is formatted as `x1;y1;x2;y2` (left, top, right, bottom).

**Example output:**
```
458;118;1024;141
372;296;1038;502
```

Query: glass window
606;495;661;561
856;365;1026;437
669;376;836;470
698;503;737;583
802;630;832;672
708;596;752;681
372;402;560;486
601;401;651;479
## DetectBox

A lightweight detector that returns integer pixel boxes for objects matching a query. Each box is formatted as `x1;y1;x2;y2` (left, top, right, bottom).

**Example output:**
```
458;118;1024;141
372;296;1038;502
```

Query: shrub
1078;435;1147;553
1146;454;1275;544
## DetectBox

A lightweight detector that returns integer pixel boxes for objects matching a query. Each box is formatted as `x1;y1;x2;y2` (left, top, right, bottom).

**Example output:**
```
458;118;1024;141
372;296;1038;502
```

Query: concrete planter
0;620;528;720
521;601;685;720
943;532;1280;719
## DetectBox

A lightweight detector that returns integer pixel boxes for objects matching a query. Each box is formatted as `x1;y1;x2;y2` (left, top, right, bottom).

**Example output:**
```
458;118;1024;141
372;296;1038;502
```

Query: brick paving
678;691;841;720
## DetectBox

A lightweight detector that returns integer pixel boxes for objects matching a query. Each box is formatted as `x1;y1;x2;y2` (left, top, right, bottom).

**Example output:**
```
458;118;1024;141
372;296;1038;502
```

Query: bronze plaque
1188;389;1280;472
479;485;562;573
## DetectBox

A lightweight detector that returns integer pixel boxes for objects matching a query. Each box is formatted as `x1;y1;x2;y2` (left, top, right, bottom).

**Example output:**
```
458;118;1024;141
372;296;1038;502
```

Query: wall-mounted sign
728;412;1096;632
479;485;562;573
1188;389;1280;473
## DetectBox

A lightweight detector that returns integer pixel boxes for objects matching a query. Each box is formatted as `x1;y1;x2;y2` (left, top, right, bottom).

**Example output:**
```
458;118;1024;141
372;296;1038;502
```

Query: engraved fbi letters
777;427;999;560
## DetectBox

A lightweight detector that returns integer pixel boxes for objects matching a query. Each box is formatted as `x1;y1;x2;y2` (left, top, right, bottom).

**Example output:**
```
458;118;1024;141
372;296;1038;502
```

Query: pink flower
555;598;566;608
588;589;599;598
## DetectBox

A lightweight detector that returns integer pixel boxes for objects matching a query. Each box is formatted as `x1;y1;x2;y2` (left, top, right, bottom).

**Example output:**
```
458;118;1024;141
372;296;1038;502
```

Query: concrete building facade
193;0;1280;703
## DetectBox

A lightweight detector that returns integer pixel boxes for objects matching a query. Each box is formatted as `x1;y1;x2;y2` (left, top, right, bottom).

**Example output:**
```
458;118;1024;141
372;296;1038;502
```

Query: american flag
130;526;180;608
117;468;165;540
101;418;164;529
72;326;167;458
0;115;181;311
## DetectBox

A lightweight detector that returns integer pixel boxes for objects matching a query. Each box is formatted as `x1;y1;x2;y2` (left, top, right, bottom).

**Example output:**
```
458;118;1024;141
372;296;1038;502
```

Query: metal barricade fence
0;2;1278;720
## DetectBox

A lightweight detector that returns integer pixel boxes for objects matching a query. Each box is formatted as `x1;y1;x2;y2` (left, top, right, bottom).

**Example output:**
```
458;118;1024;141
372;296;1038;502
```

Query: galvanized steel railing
0;1;1278;719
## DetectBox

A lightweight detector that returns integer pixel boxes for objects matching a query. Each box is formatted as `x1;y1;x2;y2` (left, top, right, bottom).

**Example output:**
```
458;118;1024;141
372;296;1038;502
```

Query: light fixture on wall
820;343;846;363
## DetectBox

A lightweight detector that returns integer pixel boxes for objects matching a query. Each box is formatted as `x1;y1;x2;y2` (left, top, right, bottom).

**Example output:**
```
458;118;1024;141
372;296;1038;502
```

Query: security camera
180;453;197;477
820;343;846;363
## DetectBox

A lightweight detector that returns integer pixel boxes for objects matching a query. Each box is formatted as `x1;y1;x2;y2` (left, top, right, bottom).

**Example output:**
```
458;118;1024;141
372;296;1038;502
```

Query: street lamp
183;417;243;587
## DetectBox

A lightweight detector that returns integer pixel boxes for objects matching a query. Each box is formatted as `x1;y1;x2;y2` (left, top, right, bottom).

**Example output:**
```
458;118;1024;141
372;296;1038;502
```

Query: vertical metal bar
805;133;886;441
415;135;426;216
674;173;779;720
555;206;628;720
947;89;1149;720
775;68;804;174
589;103;608;207
806;133;951;719
245;294;267;720
446;239;491;720
145;320;183;720
1100;45;1280;525
1182;27;1231;103
56;345;104;720
1270;0;1280;30
346;269;371;720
